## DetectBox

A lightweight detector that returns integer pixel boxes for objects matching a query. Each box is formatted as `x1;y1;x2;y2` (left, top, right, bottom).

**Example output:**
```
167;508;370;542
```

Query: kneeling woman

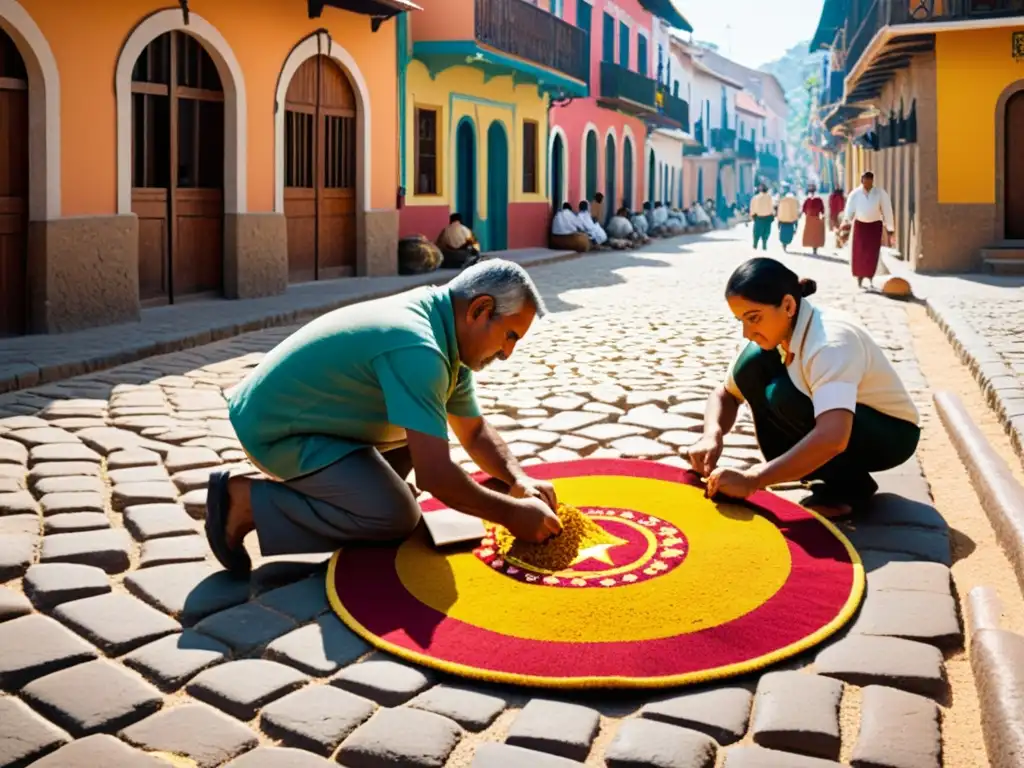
687;257;920;515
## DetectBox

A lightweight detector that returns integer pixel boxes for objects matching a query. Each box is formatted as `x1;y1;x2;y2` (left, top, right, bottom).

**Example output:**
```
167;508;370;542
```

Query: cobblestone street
0;229;983;767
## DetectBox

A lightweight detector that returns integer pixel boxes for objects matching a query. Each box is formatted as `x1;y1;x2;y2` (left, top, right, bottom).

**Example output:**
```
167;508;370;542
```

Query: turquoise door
623;139;633;210
618;22;629;67
662;165;668;203
585;131;599;201
551;133;565;208
604;134;616;215
602;13;615;62
456;119;476;230
637;34;648;76
648;151;655;203
486;121;509;252
576;0;592;36
697;167;704;201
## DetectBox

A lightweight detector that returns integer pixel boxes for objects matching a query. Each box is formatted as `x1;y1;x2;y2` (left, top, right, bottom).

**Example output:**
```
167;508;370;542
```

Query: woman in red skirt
842;172;894;289
801;185;826;255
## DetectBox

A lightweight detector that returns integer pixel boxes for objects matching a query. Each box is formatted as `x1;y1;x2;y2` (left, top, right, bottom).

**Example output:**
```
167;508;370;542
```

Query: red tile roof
736;91;768;118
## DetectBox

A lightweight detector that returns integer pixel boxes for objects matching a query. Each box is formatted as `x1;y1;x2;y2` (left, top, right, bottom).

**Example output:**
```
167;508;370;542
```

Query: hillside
759;41;827;184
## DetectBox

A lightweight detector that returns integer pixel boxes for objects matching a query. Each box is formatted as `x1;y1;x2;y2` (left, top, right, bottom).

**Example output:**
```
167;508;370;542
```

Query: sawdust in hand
495;503;603;572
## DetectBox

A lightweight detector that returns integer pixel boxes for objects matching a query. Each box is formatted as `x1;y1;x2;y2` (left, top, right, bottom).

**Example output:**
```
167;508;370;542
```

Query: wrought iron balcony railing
599;61;656;109
844;0;1024;75
737;138;757;159
710;127;736;152
758;151;780;170
475;0;589;83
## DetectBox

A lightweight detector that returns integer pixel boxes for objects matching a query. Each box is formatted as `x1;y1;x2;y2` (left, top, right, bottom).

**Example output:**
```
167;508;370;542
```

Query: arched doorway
551;132;565;208
0;26;27;335
456;119;476;231
1006;91;1024;239
131;31;224;304
604;134;616;217
647;149;655;204
585;131;598;201
284;55;358;283
623;138;633;210
486;121;508;251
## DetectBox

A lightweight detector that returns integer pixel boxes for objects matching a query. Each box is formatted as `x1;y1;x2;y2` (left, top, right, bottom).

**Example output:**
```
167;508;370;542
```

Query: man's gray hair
448;259;548;318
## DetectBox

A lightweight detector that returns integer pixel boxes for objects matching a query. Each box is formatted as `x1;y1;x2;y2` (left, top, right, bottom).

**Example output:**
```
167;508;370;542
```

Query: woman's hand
706;467;762;499
685;434;724;477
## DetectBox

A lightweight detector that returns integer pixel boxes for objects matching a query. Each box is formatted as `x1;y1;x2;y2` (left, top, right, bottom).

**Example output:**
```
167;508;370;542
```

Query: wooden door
0;28;28;336
284;55;357;283
1005;91;1024;240
131;32;224;305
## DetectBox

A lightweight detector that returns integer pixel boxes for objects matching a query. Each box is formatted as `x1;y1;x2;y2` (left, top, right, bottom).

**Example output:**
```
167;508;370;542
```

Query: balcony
737;139;756;160
710;128;736;153
598;61;657;116
475;0;588;83
684;121;706;155
843;0;1024;98
758;151;781;181
412;0;589;98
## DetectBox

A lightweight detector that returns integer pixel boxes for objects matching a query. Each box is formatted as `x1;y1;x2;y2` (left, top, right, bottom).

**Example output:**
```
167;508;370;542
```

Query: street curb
0;248;584;397
965;586;1024;768
934;391;1024;598
881;250;1024;470
927;298;1024;469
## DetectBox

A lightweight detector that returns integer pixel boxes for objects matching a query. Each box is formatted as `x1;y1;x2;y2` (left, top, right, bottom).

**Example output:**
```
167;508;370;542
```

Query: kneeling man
208;260;563;575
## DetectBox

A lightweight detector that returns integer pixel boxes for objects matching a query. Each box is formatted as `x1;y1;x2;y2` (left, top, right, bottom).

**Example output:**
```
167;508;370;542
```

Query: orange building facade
0;0;410;336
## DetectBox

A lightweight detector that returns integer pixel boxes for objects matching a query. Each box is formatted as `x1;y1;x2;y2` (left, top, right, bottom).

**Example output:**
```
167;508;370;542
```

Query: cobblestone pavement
1;231;963;767
883;255;1024;468
0;248;575;396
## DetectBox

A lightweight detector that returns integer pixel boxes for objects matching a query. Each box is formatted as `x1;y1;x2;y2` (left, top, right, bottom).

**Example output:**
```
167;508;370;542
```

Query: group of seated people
549;194;715;253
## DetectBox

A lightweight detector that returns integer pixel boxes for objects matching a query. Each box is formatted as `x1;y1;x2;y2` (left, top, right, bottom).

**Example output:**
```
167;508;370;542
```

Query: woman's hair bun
798;278;818;297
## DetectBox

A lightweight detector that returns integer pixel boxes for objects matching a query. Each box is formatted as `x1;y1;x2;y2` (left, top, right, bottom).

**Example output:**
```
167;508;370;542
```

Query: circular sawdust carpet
326;458;864;689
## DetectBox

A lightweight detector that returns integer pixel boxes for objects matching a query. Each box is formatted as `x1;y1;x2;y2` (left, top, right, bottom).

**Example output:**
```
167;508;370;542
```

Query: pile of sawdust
495;503;603;572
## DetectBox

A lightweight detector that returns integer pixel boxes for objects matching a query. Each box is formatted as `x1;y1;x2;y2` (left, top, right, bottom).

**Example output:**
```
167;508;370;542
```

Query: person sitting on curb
684;257;921;518
436;212;481;269
206;260;563;576
606;207;639;249
577;201;609;249
550;202;591;253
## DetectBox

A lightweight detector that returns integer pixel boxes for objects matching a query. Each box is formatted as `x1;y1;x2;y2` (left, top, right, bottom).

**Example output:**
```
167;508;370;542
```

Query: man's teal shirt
228;285;480;481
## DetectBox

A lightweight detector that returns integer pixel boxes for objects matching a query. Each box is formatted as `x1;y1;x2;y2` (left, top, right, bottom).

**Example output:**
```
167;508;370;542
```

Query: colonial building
646;23;700;209
0;0;413;338
811;0;1024;273
396;0;587;250
688;52;741;213
548;0;691;222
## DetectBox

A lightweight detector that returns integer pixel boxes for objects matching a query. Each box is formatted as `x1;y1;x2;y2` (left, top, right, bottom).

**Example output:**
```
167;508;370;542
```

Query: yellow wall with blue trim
936;27;1024;204
403;60;550;221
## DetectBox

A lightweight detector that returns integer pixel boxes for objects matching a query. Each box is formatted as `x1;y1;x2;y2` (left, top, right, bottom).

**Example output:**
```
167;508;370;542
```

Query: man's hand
509;477;557;510
685;434;724;476
706;467;761;499
504;497;563;543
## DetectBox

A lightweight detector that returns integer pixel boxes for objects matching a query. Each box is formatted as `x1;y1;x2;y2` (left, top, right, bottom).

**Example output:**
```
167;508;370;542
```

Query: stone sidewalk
0;248;577;396
1;233;960;767
883;253;1024;467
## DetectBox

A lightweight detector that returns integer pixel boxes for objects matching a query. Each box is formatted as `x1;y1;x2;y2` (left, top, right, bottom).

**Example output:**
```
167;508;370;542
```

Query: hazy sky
675;0;825;68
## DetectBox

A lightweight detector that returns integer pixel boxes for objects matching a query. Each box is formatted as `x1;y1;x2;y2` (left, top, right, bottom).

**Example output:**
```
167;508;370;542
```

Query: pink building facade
549;0;691;222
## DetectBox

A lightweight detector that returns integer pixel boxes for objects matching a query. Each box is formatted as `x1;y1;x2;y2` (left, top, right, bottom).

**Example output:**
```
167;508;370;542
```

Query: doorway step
980;241;1024;275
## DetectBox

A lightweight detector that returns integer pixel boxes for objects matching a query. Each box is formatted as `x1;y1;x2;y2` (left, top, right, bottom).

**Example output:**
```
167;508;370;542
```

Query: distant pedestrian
828;187;845;232
776;190;800;252
749;185;774;250
843;172;894;289
801;184;826;255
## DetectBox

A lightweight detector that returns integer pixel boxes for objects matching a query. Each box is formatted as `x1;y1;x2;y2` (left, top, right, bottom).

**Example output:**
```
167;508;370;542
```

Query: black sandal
205;470;252;576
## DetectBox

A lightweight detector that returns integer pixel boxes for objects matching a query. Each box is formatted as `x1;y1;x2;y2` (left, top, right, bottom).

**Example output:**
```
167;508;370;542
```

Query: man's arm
843;189;857;221
447;413;526;488
405;429;526;527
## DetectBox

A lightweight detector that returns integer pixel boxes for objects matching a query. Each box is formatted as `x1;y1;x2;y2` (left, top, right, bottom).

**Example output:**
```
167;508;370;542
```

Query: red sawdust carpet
326;459;864;689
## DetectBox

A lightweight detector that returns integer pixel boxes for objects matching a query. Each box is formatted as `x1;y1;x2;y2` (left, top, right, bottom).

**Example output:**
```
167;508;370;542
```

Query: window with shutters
415;108;439;195
523;120;538;194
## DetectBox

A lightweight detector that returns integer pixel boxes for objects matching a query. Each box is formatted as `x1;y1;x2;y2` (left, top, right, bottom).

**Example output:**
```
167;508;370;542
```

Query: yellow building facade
816;5;1024;272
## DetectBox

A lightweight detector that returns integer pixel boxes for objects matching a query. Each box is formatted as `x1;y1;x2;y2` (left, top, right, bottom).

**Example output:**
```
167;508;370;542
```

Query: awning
637;0;692;32
810;0;848;52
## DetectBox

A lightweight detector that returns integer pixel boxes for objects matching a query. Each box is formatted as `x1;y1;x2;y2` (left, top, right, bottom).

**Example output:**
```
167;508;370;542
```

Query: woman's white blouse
725;299;920;426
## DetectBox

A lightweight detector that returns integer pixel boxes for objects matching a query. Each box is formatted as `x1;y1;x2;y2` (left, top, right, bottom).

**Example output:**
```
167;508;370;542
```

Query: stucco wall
15;0;398;216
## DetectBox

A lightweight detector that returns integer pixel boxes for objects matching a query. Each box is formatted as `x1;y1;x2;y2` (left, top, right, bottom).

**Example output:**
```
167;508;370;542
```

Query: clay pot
881;276;913;298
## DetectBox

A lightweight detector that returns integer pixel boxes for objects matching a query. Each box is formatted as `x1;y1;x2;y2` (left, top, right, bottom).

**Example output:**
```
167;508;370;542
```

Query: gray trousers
250;447;422;556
